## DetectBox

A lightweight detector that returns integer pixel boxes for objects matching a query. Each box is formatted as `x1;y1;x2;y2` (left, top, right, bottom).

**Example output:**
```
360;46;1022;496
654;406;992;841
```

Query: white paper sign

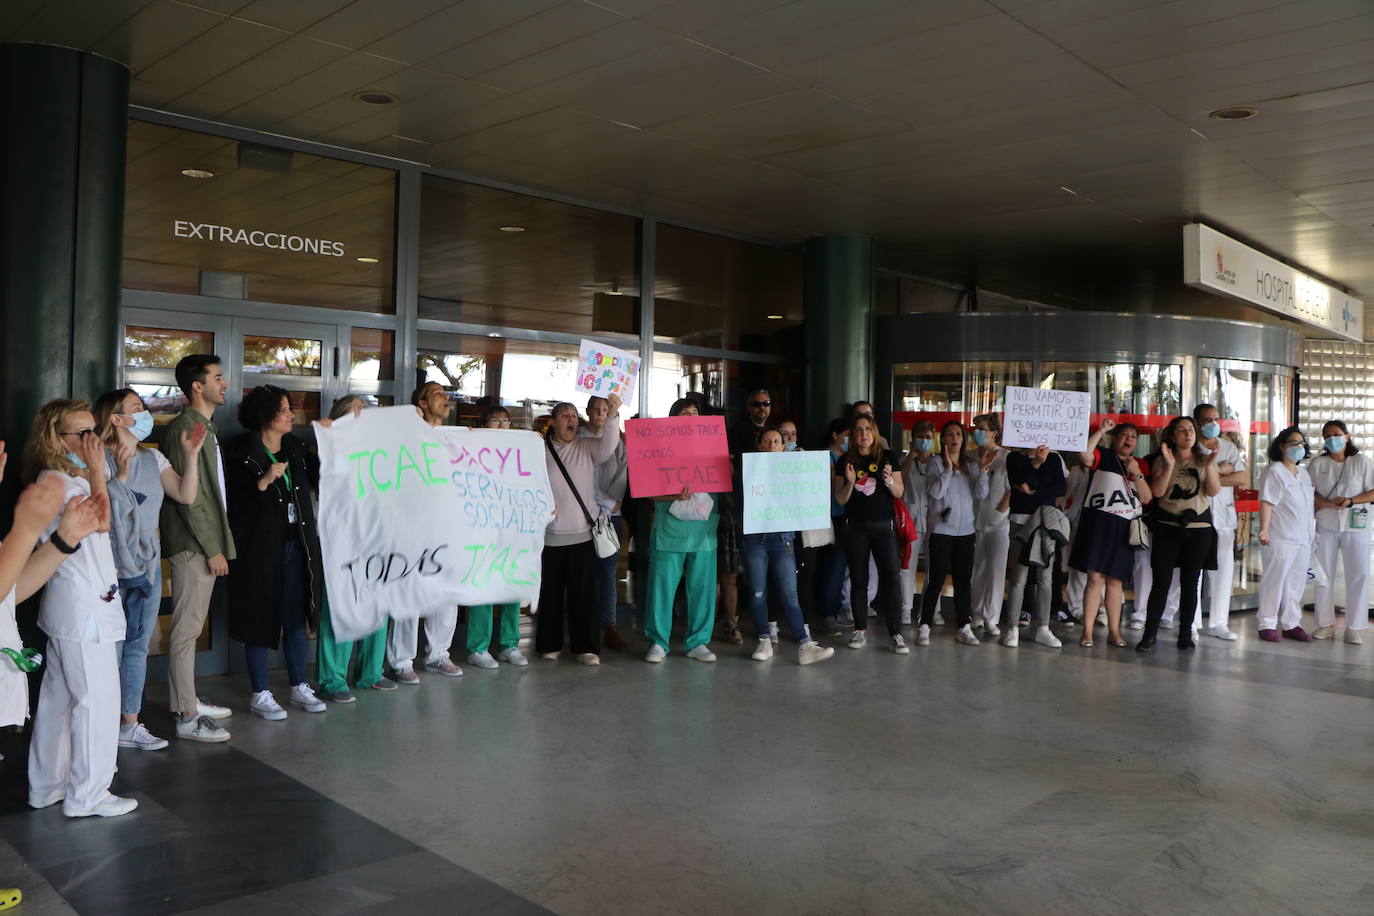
741;451;832;534
576;338;640;404
315;407;553;640
1002;386;1091;452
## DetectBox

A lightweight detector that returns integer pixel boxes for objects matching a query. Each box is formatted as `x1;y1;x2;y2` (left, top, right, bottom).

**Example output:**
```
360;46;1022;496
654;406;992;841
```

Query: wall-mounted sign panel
1184;223;1363;341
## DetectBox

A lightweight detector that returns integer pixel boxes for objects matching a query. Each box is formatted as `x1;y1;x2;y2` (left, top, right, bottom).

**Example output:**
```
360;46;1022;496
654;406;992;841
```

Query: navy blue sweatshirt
1006;451;1067;518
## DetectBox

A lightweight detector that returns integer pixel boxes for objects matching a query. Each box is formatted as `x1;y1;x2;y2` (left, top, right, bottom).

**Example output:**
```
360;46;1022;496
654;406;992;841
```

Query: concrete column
804;236;873;440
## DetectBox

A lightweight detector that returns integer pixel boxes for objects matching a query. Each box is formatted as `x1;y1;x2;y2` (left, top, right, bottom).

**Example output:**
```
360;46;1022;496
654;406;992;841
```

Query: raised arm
163;422;206;505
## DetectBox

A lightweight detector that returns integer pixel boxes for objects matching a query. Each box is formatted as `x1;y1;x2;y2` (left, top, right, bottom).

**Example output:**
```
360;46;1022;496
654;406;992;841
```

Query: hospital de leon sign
1184;223;1363;341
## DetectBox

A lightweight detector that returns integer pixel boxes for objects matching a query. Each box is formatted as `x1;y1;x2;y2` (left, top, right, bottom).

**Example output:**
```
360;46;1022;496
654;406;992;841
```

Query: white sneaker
915;624;931;646
955;625;980;646
64;793;138;819
686;645;717;662
1034;627;1062;648
196;698;232;720
1345;629;1364;644
499;647;529;666
1312;625;1336;640
289;684;326;713
752;637;774;661
1208;625;1238;641
467;651;500;669
576;652;600;666
540;650;562;661
29;789;65;809
933;611;946;626
848;629;868;649
425;658;464;677
1000;628;1019;647
118;722;169;751
985;622;1001;638
798;641;834;665
176;713;229;742
1127;619;1144;630
645;644;667;663
250;690;287;721
890;634;910;655
768;621;779;644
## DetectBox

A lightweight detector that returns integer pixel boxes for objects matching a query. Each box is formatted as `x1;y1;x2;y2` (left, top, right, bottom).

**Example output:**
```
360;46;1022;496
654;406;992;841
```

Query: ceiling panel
232;0;356;34
137;17;287;88
420;1;626;80
92;0;226;72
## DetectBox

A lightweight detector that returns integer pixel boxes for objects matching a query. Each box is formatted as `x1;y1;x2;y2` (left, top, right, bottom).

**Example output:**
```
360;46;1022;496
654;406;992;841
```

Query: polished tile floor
1;612;1371;915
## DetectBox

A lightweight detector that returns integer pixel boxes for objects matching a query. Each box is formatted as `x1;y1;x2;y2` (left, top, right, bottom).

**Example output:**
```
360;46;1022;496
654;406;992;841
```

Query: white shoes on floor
196;698;232;719
118;722;168;751
848;630;868;649
686;645;717;663
916;624;931;647
955;625;980;646
798;641;834;665
1000;628;1019;647
64;793;138;819
499;647;529;666
176;714;230;742
1346;629;1364;644
1034;627;1062;648
250;690;287;720
645;644;667;663
289;684;326;713
753;637;774;661
1208;625;1238;641
890;634;910;655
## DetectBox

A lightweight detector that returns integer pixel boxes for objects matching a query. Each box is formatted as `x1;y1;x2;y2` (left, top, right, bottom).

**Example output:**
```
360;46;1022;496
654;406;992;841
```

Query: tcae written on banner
315;407;553;640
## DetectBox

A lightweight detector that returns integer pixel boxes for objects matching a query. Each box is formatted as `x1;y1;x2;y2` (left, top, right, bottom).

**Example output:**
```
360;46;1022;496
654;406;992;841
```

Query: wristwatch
49;532;81;555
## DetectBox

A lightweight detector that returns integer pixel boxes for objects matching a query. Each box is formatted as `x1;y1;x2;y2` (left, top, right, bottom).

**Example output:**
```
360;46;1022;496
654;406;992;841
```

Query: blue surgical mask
1286;444;1305;463
915;438;934;454
839;436;849;451
66;451;87;470
129;410;154;442
1200;421;1220;440
1325;435;1347;453
972;429;989;447
783;441;797;451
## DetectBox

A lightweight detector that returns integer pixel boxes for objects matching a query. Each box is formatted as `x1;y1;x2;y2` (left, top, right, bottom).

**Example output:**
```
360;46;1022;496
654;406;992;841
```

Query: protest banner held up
741;451;831;534
625;415;732;498
315;407;552;640
576;338;641;404
1001;386;1091;451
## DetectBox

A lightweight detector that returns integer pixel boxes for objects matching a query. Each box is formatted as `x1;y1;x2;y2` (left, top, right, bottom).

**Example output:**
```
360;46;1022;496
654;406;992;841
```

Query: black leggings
841;519;902;637
1144;523;1214;638
921;533;975;628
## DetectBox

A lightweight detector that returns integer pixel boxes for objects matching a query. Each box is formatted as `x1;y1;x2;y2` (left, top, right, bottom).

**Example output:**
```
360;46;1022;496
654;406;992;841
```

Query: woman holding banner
538;393;622;666
741;428;835;665
467;405;530;670
644;398;720;663
834;414;907;654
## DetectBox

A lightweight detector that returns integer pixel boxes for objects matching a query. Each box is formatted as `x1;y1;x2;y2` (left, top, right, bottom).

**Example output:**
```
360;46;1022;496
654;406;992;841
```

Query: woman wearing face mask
970;414;1010;636
1309;421;1374;643
834;414;907;653
920;421;987;647
741;428;835;664
1071;419;1152;648
899;420;938;626
1256;427;1317;643
94;388;205;751
1136;416;1220;652
466;405;530;670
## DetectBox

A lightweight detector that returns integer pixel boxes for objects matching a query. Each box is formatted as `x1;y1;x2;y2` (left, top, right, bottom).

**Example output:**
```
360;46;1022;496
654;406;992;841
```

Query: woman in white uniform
1257;426;1315;643
1308;420;1374;643
23;400;139;818
970;414;1010;636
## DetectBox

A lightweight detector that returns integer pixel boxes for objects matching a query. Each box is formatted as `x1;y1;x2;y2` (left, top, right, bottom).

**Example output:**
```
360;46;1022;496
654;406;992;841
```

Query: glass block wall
1301;339;1374;449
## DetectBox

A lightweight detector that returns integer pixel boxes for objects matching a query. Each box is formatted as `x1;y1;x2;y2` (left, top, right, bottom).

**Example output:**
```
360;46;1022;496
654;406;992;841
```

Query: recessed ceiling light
766;314;784;320
487;332;501;338
353;90;397;105
1208;106;1258;121
180;168;215;179
498;225;526;233
355;256;379;264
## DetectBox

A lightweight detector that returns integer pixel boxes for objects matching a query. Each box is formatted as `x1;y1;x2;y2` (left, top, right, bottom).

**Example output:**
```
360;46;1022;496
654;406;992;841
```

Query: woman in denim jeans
741;428;835;665
94;388;205;751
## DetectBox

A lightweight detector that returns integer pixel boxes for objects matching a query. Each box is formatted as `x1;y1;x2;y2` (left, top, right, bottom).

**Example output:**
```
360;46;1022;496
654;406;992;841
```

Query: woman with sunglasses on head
466;404;530;670
92;388;205;751
835;414;907;653
919;420;986;647
970;414;1011;637
1308;421;1374;644
225;386;327;719
1136;415;1221;652
1256;427;1316;643
23;399;139;818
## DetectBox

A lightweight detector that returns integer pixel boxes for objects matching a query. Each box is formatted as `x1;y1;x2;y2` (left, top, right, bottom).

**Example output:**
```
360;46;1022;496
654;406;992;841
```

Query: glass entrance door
233;318;339;436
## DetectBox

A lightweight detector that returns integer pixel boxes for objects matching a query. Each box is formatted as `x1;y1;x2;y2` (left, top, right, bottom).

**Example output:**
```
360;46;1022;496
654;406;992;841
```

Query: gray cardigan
105;449;166;581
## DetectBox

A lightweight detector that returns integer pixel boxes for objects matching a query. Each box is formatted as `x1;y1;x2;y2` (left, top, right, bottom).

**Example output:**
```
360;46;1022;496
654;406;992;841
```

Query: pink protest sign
626;415;733;498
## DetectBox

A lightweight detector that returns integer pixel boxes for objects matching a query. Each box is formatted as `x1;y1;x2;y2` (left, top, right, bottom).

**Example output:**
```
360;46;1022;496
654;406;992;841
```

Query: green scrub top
652;494;719;553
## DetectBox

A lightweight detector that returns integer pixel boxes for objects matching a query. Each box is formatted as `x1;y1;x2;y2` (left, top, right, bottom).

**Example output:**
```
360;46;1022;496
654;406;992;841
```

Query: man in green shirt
159;355;236;742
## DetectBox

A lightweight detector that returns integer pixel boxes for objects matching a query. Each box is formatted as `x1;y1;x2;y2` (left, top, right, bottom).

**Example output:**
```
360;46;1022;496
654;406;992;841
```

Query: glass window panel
651;351;799;434
242;336;322;376
241;388;319;427
129;383;187;425
124;326;215;369
891;361;1032;452
123;121;397;313
418;176;638;336
654;224;802;352
351;328;394;381
359;394;394;408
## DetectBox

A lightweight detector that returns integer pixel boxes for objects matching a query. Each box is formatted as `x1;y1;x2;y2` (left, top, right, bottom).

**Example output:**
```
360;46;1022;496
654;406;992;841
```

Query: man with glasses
730;390;773;457
160;355;235;742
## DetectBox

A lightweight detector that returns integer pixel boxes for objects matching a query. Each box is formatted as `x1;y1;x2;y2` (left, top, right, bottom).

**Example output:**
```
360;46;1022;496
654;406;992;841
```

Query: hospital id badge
287;500;299;524
1349;504;1368;530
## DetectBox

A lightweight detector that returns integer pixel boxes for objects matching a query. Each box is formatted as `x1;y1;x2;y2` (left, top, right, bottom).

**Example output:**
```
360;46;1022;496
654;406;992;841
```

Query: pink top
545;414;621;546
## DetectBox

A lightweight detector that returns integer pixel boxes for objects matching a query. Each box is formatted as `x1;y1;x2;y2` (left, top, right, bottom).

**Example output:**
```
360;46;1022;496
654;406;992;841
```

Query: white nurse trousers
1258;540;1308;632
1314;528;1371;631
386;608;458;671
28;637;120;811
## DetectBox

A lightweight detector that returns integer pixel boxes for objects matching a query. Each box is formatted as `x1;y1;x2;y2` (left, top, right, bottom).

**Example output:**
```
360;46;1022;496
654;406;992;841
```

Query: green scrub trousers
466;602;521;654
645;497;719;651
316;592;388;692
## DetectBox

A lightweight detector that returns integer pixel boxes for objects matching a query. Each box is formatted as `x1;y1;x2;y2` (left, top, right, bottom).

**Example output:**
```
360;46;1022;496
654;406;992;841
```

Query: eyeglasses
487;419;512;428
750;401;771;408
58;429;96;438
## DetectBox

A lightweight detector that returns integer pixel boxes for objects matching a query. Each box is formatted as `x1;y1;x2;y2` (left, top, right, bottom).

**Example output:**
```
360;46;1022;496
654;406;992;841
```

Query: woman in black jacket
226;385;326;721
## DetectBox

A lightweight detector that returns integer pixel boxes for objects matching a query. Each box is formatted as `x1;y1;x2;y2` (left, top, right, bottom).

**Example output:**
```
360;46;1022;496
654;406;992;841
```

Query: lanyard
263;444;292;492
